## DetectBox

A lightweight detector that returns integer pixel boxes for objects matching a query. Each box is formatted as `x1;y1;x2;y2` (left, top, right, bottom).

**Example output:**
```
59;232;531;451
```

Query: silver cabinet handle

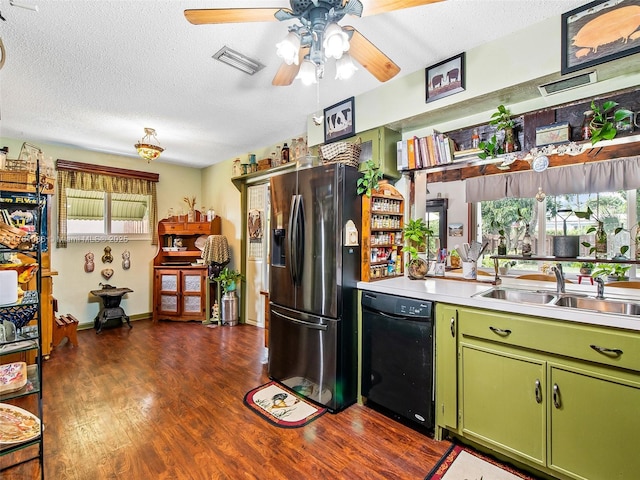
535;379;542;404
590;344;623;357
553;383;561;409
489;326;512;336
450;316;455;337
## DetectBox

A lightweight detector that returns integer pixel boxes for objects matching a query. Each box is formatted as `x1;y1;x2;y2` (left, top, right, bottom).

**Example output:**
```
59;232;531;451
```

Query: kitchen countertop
357;275;640;332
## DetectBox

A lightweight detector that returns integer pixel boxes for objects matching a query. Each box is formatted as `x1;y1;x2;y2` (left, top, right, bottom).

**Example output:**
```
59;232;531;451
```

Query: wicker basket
0;290;39;329
0;221;25;249
319;138;362;168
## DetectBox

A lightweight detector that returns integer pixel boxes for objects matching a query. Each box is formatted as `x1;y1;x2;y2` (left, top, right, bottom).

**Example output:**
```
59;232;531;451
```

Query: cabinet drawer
158;222;210;234
458;306;640;372
185;223;211;234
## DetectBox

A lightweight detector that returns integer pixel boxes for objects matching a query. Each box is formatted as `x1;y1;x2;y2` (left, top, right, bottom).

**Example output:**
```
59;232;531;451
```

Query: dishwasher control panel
362;292;433;319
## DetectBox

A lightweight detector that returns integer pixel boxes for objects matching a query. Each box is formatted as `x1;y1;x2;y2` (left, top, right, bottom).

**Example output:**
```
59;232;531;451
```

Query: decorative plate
0;362;27;394
532;155;549;172
195;235;208;251
0;403;41;444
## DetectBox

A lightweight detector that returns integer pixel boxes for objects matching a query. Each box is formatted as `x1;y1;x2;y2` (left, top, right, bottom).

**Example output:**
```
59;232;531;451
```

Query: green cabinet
437;304;640;480
548;362;640;480
349;127;401;180
460;343;546;466
434;304;458;438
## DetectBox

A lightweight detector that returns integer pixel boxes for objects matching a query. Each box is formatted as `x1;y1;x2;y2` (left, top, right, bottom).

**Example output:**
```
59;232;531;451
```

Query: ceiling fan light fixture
323;23;349;59
134;127;164;162
296;59;318;86
335;53;357;80
276;31;301;65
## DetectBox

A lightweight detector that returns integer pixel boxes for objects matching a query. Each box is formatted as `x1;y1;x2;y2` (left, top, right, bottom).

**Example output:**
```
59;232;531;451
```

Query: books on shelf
396;132;456;170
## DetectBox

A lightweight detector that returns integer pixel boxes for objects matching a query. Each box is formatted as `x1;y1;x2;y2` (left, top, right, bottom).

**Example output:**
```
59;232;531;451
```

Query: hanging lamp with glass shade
135;127;164;162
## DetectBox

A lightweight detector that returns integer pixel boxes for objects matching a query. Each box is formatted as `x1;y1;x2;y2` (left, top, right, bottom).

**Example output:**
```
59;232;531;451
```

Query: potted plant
356;160;383;197
213;267;244;293
490;104;518;153
589;100;633;145
580;262;594;275
592;263;630;282
403;218;432;279
477;134;501;160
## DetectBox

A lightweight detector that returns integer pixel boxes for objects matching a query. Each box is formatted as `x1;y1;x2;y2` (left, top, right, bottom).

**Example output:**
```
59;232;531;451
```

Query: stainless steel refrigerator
268;163;361;412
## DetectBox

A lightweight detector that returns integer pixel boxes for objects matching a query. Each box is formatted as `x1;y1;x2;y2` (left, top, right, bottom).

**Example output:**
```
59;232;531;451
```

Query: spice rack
361;182;404;281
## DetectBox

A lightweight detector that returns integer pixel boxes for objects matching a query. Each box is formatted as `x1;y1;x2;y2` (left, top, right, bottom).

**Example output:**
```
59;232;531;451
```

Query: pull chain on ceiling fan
185;0;444;86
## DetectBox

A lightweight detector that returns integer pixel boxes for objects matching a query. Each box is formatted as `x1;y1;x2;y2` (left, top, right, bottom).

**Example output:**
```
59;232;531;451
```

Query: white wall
0;137;204;327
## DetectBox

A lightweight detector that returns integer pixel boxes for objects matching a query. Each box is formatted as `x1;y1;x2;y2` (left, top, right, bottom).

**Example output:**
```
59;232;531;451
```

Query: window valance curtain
56;160;159;247
465;155;640;203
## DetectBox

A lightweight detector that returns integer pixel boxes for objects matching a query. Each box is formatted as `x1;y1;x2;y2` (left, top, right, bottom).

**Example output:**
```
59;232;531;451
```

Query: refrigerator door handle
271;309;329;331
288;194;298;284
295;194;305;283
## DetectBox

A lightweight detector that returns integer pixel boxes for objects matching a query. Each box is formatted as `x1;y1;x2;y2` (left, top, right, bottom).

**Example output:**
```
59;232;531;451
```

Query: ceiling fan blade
343;26;400;82
184;8;284;25
358;0;444;17
272;47;310;86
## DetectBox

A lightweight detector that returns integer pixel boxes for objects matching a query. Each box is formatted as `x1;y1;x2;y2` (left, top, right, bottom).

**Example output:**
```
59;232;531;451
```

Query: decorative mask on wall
84;252;95;273
122;250;131;270
102;246;113;263
101;268;114;280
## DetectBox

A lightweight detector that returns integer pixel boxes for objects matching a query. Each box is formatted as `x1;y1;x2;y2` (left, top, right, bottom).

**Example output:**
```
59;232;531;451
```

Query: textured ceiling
0;0;590;168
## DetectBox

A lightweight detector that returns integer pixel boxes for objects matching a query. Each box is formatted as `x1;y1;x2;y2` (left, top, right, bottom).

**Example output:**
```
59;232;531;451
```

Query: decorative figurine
122;250;131;270
101;268;114;280
102;246;113;263
84;252;95;273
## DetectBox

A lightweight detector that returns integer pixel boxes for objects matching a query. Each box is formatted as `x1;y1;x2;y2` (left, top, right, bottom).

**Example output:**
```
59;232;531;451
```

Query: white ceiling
0;0;590;168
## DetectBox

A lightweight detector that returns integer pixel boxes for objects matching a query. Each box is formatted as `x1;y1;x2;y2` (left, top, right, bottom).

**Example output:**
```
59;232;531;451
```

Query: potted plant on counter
580;262;594;275
592;263;630;282
403;218;432;280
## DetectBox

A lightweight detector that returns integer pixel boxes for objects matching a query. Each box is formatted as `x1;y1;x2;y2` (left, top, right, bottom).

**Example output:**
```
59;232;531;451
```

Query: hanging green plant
589;100;633;145
356;160;383;196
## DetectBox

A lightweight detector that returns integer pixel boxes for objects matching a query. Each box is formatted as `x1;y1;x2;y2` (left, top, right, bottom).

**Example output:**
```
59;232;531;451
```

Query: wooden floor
5;320;450;479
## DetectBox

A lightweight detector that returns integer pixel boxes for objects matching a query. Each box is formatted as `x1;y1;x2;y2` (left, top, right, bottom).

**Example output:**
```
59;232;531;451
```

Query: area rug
243;381;327;428
425;443;539;480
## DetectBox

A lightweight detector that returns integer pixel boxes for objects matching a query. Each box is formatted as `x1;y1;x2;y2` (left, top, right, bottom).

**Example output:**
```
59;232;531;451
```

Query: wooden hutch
152;212;221;323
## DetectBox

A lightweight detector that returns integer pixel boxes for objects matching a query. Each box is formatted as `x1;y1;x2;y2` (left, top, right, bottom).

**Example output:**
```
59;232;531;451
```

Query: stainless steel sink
553;296;640;316
476;288;557;305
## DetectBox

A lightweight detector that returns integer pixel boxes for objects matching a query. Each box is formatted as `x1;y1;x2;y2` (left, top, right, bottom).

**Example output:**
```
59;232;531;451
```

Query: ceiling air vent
538;71;597;96
212;46;265;75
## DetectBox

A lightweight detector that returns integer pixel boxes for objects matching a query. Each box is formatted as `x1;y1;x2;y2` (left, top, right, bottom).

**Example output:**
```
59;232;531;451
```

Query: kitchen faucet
594;277;605;299
551;263;565;294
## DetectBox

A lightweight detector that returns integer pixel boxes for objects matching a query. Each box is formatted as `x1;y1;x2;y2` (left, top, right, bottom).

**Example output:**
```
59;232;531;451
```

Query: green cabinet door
352;127;401;180
549;363;640;480
461;343;546;466
435;304;458;437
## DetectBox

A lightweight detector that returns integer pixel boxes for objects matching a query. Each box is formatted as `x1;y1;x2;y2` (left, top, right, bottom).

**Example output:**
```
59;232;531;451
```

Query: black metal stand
90;287;133;333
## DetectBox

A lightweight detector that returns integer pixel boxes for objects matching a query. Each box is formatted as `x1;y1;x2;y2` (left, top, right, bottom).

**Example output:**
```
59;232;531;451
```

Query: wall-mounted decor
561;0;640;75
449;223;463;237
101;268;114;280
102;246;113;263
324;96;355;144
425;52;465;103
248;209;263;241
122;250;131;270
84;252;95;273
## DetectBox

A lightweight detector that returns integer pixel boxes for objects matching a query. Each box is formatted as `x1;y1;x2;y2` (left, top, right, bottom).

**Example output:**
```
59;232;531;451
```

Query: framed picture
425;52;465;103
324;96;355;143
561;0;640;75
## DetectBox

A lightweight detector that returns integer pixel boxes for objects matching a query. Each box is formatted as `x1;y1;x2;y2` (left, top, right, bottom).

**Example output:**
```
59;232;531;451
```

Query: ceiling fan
185;0;444;86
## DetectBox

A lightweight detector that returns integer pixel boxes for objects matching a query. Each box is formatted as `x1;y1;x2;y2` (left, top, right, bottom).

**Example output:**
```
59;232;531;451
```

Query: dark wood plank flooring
5;320;449;479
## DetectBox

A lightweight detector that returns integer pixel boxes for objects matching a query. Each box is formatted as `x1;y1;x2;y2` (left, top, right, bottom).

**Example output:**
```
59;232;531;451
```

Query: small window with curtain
65;188;150;240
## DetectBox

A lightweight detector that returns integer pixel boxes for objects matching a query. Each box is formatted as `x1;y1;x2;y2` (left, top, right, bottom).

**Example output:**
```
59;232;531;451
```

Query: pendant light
135;127;164;162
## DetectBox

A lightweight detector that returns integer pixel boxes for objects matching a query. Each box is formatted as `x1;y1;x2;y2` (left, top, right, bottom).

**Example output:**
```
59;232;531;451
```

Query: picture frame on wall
561;0;640;75
324;96;355;143
425;52;465;103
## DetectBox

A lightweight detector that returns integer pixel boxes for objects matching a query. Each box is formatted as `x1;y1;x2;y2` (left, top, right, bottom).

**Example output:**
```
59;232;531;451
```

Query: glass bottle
521;224;532;256
471;128;480;149
581;110;594;141
281;142;290;164
290;138;298;162
595;221;607;259
498;235;507;255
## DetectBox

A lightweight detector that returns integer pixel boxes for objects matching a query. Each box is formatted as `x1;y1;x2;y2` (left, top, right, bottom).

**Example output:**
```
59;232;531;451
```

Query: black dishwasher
361;291;434;429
